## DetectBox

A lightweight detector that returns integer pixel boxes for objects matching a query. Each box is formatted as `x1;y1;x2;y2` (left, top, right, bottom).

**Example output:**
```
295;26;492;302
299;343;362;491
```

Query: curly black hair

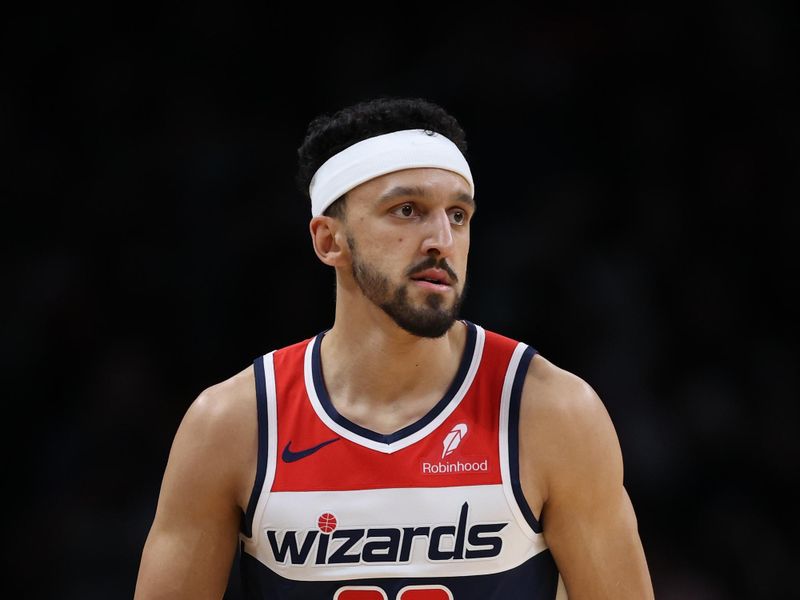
296;97;468;218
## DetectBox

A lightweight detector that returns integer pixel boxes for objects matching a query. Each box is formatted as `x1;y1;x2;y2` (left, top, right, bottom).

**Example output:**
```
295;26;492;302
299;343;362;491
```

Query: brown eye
449;210;466;225
400;204;414;217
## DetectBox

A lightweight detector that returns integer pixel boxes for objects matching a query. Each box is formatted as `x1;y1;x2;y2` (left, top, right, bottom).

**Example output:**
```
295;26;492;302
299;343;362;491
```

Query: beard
348;236;465;338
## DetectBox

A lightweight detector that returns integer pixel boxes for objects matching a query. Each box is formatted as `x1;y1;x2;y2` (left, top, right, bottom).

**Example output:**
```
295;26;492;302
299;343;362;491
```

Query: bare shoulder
170;364;259;510
522;354;613;435
519;357;655;598
135;365;258;599
519;354;622;509
184;365;257;435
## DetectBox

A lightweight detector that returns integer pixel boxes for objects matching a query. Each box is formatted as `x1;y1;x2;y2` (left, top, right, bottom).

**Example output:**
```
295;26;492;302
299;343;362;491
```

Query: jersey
239;321;567;600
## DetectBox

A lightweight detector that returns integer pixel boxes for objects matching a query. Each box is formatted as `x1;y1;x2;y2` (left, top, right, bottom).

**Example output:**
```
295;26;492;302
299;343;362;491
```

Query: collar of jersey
303;320;484;453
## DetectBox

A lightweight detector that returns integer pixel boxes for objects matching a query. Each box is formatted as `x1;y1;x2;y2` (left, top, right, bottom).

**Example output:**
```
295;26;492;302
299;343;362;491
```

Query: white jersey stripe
245;351;279;552
247;485;548;581
499;342;538;540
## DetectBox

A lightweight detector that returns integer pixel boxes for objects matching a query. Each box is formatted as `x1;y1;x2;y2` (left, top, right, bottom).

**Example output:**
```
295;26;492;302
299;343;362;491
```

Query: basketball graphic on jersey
442;423;468;458
317;512;337;533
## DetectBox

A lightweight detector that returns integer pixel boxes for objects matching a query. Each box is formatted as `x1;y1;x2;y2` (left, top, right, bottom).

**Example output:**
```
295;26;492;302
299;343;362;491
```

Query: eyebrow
377;185;476;208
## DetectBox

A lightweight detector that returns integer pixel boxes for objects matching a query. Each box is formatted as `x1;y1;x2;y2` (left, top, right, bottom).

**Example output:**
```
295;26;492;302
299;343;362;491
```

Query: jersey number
334;584;453;600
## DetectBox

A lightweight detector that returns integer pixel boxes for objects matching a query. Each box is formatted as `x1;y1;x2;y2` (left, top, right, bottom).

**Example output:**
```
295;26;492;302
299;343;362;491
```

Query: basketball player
134;98;654;599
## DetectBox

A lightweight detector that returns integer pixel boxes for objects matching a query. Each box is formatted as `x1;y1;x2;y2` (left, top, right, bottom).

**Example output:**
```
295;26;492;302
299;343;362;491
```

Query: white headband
308;129;474;217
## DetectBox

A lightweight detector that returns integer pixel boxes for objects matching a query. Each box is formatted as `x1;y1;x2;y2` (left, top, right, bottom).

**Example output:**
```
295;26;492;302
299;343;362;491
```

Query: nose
420;208;455;257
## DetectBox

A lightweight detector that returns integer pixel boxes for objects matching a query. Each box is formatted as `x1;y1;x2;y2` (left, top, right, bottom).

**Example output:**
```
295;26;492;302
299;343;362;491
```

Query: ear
309;216;349;267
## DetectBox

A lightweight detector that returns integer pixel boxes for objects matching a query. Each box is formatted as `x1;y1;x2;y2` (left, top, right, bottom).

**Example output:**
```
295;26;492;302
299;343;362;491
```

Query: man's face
341;168;474;338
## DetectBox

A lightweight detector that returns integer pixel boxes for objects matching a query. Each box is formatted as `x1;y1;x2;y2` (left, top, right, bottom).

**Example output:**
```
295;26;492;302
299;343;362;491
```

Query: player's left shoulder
522;353;611;430
519;353;623;490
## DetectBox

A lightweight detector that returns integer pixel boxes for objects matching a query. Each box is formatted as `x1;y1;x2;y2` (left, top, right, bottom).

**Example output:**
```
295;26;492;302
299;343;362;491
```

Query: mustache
405;256;459;283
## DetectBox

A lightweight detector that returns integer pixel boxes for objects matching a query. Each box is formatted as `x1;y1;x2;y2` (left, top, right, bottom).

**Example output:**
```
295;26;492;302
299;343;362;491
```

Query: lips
410;268;452;286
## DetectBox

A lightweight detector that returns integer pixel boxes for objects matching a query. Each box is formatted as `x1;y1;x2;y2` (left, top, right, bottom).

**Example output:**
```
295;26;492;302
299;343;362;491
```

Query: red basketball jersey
239;321;566;600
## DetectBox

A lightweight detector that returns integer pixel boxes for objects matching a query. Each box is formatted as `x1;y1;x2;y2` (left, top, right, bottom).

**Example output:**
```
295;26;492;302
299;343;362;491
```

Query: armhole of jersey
241;353;272;538
500;343;543;535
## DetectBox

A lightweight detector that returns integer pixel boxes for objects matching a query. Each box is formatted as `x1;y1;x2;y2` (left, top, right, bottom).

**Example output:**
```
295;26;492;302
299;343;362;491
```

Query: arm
134;369;257;600
520;356;654;600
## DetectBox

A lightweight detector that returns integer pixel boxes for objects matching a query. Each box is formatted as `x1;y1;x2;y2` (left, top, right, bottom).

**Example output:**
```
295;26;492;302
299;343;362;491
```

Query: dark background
4;3;798;598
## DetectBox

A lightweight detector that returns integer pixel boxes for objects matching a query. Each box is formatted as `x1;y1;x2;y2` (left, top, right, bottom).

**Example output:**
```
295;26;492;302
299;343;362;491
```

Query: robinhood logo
441;423;468;458
421;423;488;474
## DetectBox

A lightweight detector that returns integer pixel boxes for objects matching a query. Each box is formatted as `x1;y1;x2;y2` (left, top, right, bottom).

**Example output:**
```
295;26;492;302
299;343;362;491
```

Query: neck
319;295;468;433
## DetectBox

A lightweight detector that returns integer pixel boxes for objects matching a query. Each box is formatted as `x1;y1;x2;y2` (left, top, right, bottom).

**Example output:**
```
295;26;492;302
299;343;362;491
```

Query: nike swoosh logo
281;437;340;463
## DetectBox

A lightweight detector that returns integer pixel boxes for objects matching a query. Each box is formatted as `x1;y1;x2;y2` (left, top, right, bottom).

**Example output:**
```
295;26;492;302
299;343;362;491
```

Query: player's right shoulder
186;364;257;429
166;364;259;510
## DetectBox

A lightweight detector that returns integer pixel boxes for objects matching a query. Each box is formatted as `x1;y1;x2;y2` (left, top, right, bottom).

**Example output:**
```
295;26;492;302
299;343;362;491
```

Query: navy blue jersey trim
241;355;269;537
311;321;478;445
508;345;542;534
